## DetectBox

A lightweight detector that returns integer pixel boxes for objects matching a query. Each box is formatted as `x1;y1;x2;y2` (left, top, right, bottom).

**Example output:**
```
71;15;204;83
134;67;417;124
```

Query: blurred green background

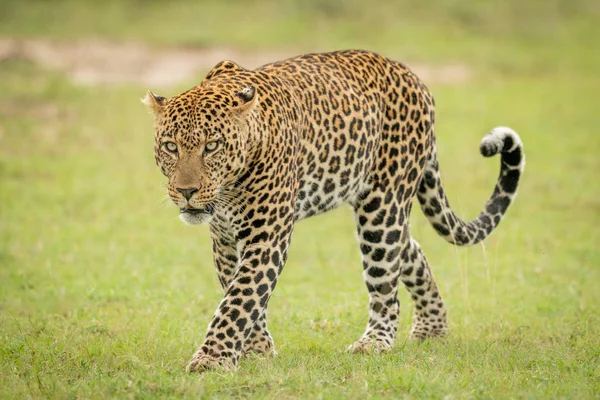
1;0;599;398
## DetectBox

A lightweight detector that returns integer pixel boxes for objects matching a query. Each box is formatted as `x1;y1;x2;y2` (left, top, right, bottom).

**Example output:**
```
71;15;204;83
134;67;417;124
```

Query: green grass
1;0;599;398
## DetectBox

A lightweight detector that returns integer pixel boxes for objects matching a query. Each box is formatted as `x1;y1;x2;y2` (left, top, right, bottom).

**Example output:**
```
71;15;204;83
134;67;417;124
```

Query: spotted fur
142;50;525;372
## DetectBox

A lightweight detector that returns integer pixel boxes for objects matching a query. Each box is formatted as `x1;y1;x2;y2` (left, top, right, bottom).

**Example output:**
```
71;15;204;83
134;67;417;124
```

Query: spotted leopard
142;50;525;372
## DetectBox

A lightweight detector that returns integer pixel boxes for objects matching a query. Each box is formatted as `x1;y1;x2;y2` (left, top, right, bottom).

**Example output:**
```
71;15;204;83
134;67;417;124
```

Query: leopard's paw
243;337;277;357
185;349;235;373
347;337;393;355
408;326;448;341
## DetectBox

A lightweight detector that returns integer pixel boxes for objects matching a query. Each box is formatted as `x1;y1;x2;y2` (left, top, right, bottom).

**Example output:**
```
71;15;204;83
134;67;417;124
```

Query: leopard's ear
141;90;167;116
232;86;258;117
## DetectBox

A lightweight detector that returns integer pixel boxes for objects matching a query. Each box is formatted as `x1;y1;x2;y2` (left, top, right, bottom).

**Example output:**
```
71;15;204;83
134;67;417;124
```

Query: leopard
142;50;525;373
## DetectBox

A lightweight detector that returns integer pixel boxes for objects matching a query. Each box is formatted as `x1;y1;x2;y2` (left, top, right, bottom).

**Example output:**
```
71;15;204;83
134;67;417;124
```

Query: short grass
1;1;599;398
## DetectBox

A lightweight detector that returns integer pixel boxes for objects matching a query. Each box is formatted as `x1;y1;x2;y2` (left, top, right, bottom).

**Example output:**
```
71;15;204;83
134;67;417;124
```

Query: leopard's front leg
210;229;276;357
187;224;292;372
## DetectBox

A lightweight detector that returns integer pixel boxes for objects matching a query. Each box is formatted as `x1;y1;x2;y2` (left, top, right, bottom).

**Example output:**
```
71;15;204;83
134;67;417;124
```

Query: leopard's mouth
180;206;212;215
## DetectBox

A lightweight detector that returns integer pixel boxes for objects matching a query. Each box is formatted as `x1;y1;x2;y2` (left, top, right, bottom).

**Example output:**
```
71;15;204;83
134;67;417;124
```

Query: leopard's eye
164;142;178;153
205;141;219;153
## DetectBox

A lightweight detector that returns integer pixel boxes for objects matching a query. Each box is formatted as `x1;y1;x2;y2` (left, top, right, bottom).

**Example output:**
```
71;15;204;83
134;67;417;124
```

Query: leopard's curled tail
418;127;525;246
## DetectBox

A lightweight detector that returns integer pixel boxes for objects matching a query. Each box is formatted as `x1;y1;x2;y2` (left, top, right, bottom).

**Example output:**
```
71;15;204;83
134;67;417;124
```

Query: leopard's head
143;83;258;225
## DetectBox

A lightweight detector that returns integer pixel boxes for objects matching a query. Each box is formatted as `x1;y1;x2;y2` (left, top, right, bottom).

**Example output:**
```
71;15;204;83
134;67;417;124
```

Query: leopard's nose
177;187;199;201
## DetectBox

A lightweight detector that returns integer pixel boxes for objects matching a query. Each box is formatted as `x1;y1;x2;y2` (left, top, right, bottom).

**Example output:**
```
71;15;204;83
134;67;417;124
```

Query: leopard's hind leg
347;190;448;354
347;188;407;354
399;237;448;339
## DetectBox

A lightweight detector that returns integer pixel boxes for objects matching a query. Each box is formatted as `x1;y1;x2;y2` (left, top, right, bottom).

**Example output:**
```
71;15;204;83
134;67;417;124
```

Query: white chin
178;212;212;225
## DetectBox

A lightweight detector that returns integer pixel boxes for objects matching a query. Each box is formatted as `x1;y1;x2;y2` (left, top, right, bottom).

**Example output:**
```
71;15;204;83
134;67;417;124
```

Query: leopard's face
144;85;258;225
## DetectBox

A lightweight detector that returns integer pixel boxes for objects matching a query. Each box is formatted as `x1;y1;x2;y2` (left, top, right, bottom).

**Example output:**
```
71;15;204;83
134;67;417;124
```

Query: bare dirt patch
0;38;471;88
